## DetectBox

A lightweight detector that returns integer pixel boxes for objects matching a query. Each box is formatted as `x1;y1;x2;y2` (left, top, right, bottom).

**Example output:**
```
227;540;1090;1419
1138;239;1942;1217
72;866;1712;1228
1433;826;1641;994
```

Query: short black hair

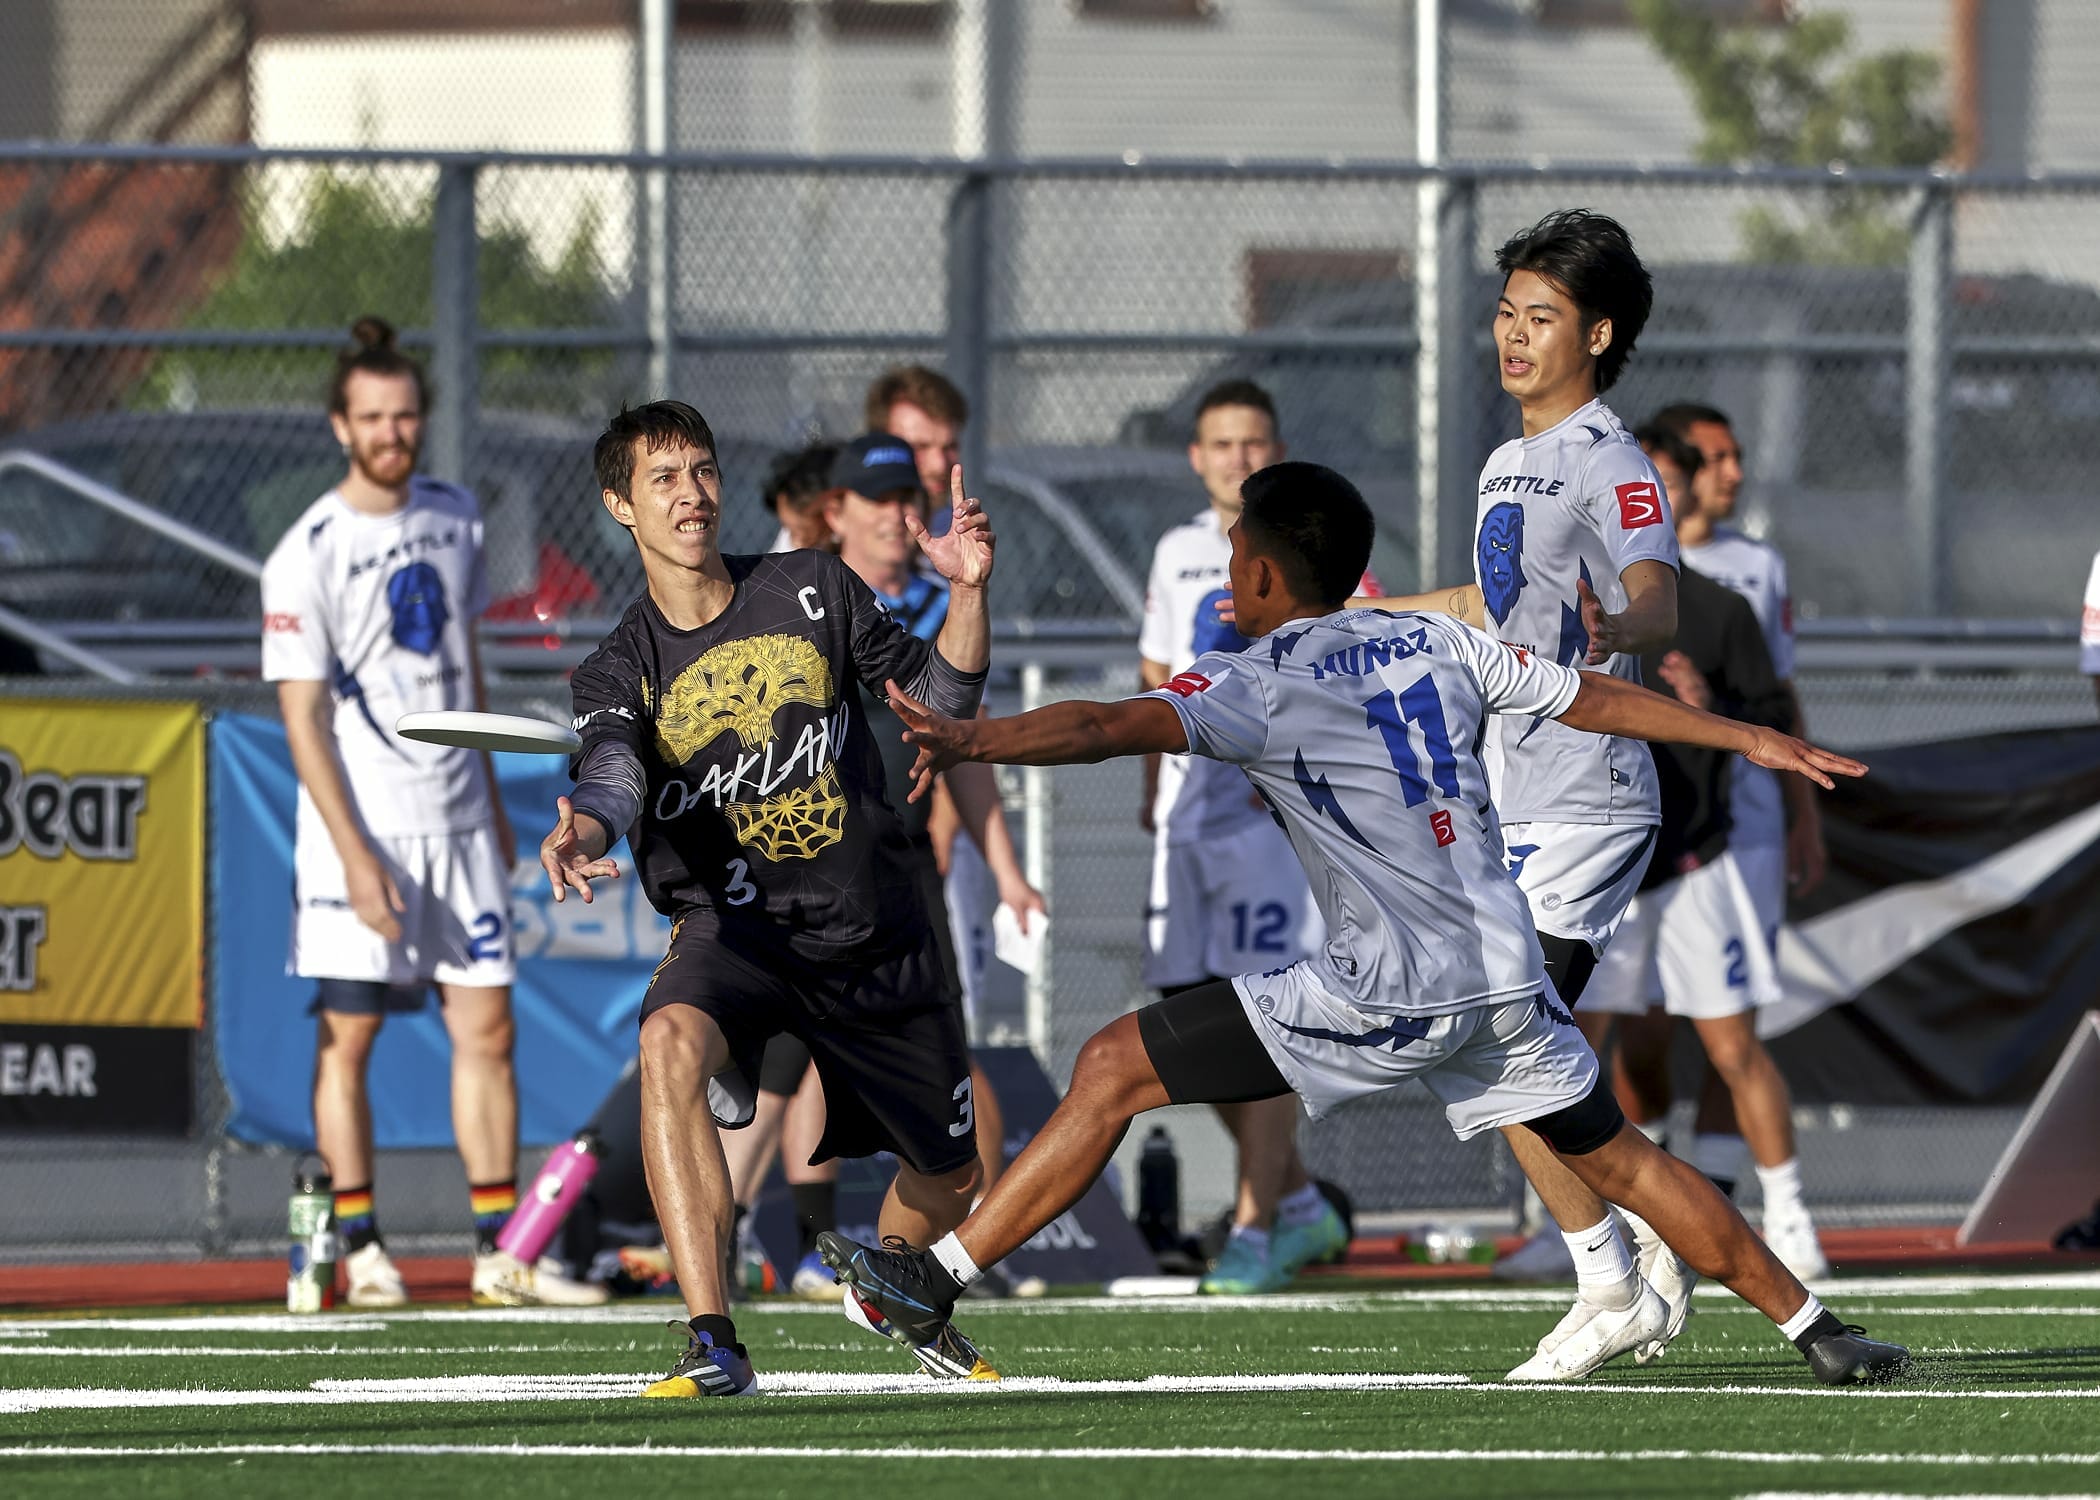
761;441;838;514
1193;378;1280;440
1648;402;1733;440
1237;462;1373;607
1495;209;1653;392
1633;423;1704;481
595;401;718;501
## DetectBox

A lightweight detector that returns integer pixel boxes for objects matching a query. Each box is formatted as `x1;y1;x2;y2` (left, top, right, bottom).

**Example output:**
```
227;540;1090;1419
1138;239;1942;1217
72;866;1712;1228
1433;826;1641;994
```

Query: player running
1140;379;1355;1293
1365;209;1683;1375
538;401;997;1396
820;461;1909;1387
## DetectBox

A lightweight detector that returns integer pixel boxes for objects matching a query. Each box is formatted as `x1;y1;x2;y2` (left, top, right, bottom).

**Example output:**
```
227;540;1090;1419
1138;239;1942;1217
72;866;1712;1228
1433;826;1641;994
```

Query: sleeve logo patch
1160;671;1213;698
1430;809;1456;847
1615;480;1664;530
263;613;301;634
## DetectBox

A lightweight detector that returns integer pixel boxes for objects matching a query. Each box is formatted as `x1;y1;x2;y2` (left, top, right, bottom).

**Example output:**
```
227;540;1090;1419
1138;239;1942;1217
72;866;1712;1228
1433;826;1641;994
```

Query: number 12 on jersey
1364;677;1461;807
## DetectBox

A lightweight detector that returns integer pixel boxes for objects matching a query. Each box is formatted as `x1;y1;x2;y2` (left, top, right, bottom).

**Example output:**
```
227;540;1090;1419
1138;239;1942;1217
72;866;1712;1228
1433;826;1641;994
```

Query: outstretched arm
888;682;1189;803
1556;671;1865;790
1350;582;1484;629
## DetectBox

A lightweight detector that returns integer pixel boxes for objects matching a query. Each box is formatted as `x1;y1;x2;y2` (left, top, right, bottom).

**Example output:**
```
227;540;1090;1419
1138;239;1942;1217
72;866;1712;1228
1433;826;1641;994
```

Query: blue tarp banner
209;712;666;1148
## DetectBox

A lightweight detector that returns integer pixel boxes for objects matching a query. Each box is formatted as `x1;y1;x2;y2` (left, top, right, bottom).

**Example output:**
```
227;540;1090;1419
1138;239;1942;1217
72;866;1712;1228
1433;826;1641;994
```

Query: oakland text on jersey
653;694;853;826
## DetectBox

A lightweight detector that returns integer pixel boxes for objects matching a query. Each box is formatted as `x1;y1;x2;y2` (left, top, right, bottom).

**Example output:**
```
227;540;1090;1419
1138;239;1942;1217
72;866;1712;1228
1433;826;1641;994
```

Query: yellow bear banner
0;699;203;1029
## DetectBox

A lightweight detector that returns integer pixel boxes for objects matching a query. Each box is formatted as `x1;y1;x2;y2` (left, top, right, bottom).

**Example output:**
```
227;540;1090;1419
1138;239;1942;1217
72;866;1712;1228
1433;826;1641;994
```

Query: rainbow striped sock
334;1185;378;1254
470;1180;517;1255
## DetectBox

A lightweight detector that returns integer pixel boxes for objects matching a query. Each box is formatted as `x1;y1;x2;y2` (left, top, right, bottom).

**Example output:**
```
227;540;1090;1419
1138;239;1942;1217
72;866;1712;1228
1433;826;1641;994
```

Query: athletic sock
1227;1223;1272;1257
1562;1216;1639;1310
1618;1207;1664;1261
1757;1158;1809;1221
929;1232;982;1292
469;1179;517;1257
334;1185;379;1255
690;1312;741;1353
792;1181;837;1260
1276;1183;1329;1228
1693;1133;1746;1199
1779;1294;1842;1351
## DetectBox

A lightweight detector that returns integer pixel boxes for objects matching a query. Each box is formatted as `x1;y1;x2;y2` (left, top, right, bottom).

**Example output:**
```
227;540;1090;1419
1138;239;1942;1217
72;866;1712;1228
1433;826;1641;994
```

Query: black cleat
816;1231;956;1347
1803;1324;1913;1385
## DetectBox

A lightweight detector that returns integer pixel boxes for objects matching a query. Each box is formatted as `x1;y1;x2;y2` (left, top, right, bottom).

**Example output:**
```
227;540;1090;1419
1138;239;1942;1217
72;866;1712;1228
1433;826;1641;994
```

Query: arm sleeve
1717;595;1792;732
567;641;648;835
1142;653;1270;766
1445;618;1583;720
841;557;985;719
1138;538;1175;666
1584;443;1681;577
1765;547;1796;680
2083;553;2100;676
259;542;334;683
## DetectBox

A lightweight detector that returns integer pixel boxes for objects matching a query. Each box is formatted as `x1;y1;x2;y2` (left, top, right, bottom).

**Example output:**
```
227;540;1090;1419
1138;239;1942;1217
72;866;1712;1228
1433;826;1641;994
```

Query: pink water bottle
496;1130;603;1264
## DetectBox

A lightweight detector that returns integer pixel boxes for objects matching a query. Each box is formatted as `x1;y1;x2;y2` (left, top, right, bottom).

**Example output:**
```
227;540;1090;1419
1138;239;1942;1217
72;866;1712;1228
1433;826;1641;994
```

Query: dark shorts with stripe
639;903;975;1178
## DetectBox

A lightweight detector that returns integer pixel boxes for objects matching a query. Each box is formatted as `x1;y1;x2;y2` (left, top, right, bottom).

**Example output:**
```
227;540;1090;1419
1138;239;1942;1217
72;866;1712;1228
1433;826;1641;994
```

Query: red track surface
2;1227;2090;1312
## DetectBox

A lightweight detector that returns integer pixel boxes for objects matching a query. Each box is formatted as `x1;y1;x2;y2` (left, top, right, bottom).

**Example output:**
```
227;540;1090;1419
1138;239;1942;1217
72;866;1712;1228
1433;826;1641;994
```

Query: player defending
1139;379;1353;1293
538;401;996;1397
1366;209;1680;1374
263;318;595;1309
820;462;1908;1387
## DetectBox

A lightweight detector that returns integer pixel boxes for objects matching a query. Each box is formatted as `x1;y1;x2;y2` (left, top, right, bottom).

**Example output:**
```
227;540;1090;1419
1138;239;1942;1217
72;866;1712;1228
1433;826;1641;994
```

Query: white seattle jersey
1473;398;1677;826
1139;508;1272;845
1149;609;1584;1018
261;476;494;838
2083;552;2100;675
1681;525;1795;850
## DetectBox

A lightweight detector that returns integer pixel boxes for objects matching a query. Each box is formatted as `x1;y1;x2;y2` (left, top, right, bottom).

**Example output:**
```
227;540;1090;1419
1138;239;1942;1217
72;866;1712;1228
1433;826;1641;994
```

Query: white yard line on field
2;1442;2100;1469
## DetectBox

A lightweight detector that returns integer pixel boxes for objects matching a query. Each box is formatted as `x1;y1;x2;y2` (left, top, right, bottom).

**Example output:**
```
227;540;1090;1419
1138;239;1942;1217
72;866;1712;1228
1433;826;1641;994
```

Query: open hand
539;795;622;904
1577;576;1631;666
1743;730;1866;792
910;465;994;591
1654;650;1713;712
887;678;975;803
346;848;405;942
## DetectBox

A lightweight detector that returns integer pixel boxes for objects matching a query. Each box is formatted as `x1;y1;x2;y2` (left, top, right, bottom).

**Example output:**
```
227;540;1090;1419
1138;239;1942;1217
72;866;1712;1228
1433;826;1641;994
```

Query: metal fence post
430;161;479;488
1907;182;1952;618
946;167;992;484
1437;175;1477;590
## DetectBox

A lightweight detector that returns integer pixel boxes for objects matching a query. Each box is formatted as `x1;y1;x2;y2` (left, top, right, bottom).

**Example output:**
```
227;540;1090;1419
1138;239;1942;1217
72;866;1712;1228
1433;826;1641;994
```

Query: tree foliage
143;173;619;409
1631;0;1953;264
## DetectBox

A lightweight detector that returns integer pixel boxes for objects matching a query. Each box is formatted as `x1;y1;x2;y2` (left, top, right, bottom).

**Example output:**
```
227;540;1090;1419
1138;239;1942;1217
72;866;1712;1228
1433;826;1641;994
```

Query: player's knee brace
1524;1075;1626;1157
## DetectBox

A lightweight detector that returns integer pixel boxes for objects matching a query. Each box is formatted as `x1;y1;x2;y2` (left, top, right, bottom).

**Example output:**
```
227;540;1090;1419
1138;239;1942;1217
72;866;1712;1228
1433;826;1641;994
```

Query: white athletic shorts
1731;839;1786;951
1501;820;1659;955
1143;818;1323;990
1583;849;1780;1019
1231;961;1597;1137
291;824;516;989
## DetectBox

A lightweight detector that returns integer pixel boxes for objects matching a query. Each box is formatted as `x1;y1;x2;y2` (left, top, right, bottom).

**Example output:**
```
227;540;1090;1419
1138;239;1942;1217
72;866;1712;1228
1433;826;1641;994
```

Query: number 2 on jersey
1364;677;1461;807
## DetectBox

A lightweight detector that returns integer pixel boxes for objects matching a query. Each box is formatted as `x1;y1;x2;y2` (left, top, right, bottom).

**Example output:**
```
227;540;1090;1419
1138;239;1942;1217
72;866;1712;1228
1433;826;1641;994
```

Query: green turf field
4;1271;2097;1499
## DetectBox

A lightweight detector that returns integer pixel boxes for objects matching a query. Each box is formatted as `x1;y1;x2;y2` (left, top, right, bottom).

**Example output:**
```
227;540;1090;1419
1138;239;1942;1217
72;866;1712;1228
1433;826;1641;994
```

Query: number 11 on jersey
1364;677;1461;808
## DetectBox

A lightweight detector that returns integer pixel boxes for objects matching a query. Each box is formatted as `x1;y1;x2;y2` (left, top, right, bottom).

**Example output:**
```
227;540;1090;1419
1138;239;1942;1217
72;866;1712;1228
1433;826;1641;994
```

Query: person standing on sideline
1643;402;1830;1278
261;318;597;1309
1139;379;1357;1294
2086;549;2100;709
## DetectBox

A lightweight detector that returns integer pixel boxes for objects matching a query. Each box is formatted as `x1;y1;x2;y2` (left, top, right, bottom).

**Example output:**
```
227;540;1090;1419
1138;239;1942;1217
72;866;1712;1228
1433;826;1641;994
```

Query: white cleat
1633;1241;1698;1364
1530;1294;1602;1359
472;1249;610;1307
1505;1284;1668;1382
1763;1209;1829;1281
1490;1228;1576;1283
343;1241;410;1309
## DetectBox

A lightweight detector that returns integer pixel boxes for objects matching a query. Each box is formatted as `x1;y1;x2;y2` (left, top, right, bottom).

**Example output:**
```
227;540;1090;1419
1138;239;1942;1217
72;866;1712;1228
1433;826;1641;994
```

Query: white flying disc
395;710;582;755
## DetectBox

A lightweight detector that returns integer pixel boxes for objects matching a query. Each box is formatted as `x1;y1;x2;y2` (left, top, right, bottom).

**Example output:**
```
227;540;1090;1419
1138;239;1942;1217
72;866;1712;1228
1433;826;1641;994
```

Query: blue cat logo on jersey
1477;502;1529;626
387;560;451;655
1190;586;1246;657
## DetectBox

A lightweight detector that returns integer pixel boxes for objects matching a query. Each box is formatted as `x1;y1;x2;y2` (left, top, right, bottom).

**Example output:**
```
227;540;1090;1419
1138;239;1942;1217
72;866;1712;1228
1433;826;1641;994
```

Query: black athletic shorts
639;911;975;1177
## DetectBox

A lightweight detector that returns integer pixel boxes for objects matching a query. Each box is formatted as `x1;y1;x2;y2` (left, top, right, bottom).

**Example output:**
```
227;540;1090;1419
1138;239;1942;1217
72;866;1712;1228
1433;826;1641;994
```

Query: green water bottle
287;1155;338;1312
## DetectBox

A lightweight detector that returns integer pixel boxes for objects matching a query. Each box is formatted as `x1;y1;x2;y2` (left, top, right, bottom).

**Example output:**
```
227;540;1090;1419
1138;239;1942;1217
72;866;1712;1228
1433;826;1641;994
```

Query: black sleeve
832;553;936;697
1715;593;1791;733
568;627;647;777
